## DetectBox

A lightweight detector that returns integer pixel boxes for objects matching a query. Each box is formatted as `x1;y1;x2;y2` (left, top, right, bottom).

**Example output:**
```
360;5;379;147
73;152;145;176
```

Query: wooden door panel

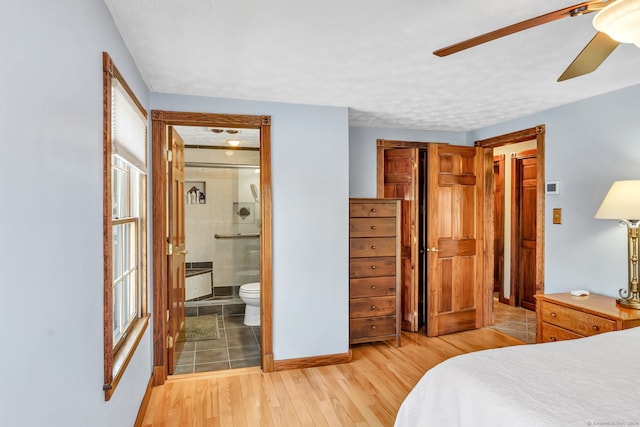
513;153;537;311
167;126;186;374
383;149;419;331
427;144;483;337
493;156;505;296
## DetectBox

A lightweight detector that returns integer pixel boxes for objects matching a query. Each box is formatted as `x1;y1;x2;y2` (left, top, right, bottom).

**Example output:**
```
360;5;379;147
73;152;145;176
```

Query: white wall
151;93;350;360
348;126;467;197
0;1;151;426
468;84;640;297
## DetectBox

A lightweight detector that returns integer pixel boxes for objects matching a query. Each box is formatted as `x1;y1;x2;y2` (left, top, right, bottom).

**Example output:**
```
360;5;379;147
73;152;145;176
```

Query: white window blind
111;79;147;172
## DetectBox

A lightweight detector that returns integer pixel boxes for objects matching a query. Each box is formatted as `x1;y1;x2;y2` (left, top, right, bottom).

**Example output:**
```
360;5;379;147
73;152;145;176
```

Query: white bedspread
395;327;640;427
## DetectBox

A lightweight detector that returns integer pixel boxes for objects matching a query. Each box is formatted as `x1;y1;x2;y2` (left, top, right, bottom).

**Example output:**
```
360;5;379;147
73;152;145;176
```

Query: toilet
239;282;260;326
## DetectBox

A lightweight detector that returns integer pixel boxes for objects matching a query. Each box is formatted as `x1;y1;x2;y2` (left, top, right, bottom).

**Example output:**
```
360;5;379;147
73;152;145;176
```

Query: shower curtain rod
185;162;259;169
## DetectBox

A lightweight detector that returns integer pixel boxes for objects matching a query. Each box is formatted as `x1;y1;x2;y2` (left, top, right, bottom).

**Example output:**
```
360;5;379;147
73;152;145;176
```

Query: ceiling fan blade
433;1;602;57
557;31;620;81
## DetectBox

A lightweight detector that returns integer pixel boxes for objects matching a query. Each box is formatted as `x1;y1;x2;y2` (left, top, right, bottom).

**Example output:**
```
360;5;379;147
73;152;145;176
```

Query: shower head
250;184;260;203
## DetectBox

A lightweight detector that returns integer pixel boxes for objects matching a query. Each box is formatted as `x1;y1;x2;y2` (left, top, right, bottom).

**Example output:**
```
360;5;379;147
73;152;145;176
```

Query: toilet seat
239;282;260;294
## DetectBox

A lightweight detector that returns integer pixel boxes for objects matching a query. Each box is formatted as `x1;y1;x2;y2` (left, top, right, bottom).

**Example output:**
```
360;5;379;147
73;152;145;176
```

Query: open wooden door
167;126;186;374
426;144;484;337
493;155;505;302
381;148;420;331
512;149;537;311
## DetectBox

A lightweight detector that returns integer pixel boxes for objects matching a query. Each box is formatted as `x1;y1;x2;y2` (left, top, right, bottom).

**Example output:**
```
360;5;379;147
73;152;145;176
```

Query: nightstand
535;292;640;343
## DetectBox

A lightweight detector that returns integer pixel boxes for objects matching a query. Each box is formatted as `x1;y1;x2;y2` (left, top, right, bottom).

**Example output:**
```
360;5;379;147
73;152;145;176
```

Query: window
103;52;149;401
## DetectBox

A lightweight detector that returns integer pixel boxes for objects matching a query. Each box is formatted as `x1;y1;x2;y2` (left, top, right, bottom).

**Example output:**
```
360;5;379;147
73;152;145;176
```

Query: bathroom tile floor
173;314;261;375
491;298;537;344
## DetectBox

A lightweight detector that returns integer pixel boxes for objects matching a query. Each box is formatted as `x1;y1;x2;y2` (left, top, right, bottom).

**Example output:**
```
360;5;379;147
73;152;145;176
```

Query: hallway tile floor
491;299;537;344
173;314;261;374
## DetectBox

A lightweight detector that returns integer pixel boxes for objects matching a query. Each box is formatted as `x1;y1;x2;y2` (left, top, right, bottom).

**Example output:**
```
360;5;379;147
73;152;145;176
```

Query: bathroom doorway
151;111;273;386
174;125;262;374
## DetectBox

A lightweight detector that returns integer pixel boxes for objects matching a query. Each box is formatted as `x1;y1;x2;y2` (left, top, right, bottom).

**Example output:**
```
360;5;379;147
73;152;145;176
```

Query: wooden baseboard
272;349;352;371
134;374;154;427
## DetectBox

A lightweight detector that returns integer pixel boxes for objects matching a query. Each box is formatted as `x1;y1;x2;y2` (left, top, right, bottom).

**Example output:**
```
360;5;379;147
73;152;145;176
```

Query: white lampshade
593;0;640;47
595;180;640;220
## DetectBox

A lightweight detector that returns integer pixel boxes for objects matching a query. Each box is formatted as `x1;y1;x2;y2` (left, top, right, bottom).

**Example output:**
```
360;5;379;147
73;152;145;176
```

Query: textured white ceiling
104;0;640;132
175;126;260;148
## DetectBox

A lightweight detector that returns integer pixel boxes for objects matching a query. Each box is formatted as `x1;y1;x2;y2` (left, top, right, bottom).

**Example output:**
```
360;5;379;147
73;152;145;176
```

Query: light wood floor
139;328;523;427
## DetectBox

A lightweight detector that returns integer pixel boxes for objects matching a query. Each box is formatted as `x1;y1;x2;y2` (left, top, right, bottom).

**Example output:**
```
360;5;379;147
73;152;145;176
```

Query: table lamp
595;180;640;309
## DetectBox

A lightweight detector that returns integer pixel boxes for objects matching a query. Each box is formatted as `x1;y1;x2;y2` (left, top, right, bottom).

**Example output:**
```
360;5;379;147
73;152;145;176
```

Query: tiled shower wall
185;148;260;299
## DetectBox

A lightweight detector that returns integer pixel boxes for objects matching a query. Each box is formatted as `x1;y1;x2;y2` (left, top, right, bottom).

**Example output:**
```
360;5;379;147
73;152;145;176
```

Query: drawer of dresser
539;301;616;336
350;276;396;298
350;237;396;257
350;257;396;278
350;316;396;339
349;203;397;218
539;322;583;343
350;218;397;238
350;296;396;318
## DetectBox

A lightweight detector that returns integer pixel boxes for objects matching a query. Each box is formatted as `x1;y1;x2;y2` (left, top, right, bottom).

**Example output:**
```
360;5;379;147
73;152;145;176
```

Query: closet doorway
377;140;488;337
150;111;273;386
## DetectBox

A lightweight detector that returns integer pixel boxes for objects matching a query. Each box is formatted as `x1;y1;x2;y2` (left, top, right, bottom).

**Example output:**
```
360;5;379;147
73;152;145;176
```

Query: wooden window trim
103;52;149;401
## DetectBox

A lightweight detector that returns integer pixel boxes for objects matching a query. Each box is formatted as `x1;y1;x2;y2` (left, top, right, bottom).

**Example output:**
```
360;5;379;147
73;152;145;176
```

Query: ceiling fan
433;0;640;81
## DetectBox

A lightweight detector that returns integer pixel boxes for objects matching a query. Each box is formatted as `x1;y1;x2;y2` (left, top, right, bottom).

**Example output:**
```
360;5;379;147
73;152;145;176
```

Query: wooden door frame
376;139;492;332
151;111;273;386
475;125;545;319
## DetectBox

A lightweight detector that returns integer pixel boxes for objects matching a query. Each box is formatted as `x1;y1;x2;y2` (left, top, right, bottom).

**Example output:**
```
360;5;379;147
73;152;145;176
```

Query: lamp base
617;297;640;310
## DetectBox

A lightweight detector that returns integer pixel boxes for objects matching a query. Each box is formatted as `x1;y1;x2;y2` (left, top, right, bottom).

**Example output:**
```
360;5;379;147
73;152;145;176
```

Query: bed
395;327;640;426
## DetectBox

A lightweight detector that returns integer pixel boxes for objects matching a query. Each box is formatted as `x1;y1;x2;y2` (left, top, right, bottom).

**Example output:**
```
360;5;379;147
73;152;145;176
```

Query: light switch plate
553;208;562;224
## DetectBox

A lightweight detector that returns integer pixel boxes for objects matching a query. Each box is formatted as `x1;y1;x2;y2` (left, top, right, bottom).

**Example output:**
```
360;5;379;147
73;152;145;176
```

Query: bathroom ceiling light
227;139;241;147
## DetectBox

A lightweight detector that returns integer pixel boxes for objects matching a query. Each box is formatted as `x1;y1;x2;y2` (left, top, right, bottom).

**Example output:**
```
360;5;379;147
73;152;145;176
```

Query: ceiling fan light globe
593;0;640;47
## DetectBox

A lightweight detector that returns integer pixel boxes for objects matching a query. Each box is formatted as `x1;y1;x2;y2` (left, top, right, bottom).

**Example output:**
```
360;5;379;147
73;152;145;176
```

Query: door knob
177;249;189;255
430;247;439;253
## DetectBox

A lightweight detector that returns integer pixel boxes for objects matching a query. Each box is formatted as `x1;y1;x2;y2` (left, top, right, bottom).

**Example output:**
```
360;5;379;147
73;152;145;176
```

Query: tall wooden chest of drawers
535;292;640;343
349;198;401;346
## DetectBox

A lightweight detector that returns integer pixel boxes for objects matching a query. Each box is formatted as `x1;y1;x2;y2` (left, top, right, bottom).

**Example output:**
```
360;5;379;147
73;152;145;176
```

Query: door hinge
167;335;174;349
167;242;173;255
166;309;170;322
167;150;173;162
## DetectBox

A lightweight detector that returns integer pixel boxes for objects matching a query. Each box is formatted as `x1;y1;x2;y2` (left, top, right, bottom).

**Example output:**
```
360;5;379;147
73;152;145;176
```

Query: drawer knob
550;312;557;317
370;208;376;213
371;305;377;310
371;265;376;270
371;325;377;330
371;245;376;249
371;225;377;230
550;336;557;342
371;285;377;290
592;325;599;331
